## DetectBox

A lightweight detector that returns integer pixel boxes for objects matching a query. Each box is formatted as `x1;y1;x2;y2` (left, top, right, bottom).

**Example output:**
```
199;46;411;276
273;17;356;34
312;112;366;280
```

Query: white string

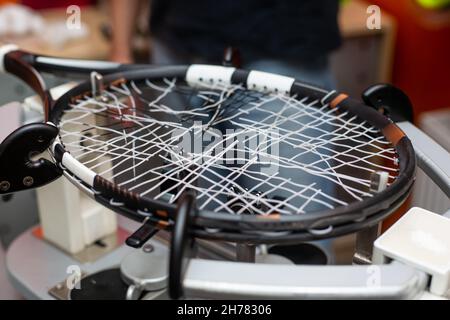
58;77;400;216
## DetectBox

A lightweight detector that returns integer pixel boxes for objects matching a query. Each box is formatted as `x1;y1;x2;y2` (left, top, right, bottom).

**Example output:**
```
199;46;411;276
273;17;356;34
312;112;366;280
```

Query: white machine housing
373;207;450;296
23;84;117;254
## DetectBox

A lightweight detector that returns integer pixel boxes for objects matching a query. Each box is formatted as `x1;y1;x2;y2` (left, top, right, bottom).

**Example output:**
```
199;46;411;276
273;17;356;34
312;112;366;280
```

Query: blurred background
0;0;449;299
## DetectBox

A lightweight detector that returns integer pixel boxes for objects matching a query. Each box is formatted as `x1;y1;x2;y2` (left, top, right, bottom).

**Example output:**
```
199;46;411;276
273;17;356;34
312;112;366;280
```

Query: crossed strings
58;78;399;216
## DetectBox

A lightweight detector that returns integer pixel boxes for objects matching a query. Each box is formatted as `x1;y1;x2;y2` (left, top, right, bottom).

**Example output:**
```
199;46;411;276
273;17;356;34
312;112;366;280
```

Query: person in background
110;0;341;89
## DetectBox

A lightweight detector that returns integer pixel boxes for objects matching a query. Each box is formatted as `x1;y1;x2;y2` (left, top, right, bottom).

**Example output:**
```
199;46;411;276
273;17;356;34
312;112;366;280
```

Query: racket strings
58;77;399;215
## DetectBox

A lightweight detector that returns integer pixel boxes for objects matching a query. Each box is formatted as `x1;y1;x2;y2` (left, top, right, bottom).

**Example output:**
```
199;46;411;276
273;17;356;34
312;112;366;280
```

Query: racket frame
0;47;416;243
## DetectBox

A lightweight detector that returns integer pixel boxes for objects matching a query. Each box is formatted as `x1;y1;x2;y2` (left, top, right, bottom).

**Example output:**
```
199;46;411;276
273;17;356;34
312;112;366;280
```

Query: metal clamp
0;123;61;194
362;84;414;122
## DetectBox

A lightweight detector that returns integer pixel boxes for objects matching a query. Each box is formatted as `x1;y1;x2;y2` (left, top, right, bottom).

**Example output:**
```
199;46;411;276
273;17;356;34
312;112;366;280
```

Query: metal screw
0;181;10;192
142;243;154;253
23;176;34;187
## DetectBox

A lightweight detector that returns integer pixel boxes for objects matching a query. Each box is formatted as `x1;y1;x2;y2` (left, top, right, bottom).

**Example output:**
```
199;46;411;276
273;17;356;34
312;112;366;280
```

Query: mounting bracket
0;123;61;194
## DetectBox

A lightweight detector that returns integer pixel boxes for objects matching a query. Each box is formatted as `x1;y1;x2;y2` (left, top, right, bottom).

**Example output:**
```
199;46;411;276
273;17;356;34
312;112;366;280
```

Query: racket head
46;65;415;243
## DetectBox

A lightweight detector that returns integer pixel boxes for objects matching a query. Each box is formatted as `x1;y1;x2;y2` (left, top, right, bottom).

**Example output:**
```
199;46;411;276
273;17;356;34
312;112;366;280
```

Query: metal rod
353;224;380;265
236;243;256;263
90;71;104;98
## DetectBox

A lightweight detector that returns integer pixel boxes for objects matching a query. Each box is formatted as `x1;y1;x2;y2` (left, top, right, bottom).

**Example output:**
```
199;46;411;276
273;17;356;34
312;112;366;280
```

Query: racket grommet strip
61;152;96;187
246;70;295;95
186;65;235;88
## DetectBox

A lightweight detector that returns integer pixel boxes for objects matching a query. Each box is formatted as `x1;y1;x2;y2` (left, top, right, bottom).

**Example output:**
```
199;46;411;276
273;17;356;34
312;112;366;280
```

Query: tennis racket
0;44;416;245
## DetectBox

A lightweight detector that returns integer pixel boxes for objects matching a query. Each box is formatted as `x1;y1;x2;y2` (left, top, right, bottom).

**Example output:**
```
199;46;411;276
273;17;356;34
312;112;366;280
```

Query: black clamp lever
0;123;62;194
362;83;414;123
125;218;159;248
